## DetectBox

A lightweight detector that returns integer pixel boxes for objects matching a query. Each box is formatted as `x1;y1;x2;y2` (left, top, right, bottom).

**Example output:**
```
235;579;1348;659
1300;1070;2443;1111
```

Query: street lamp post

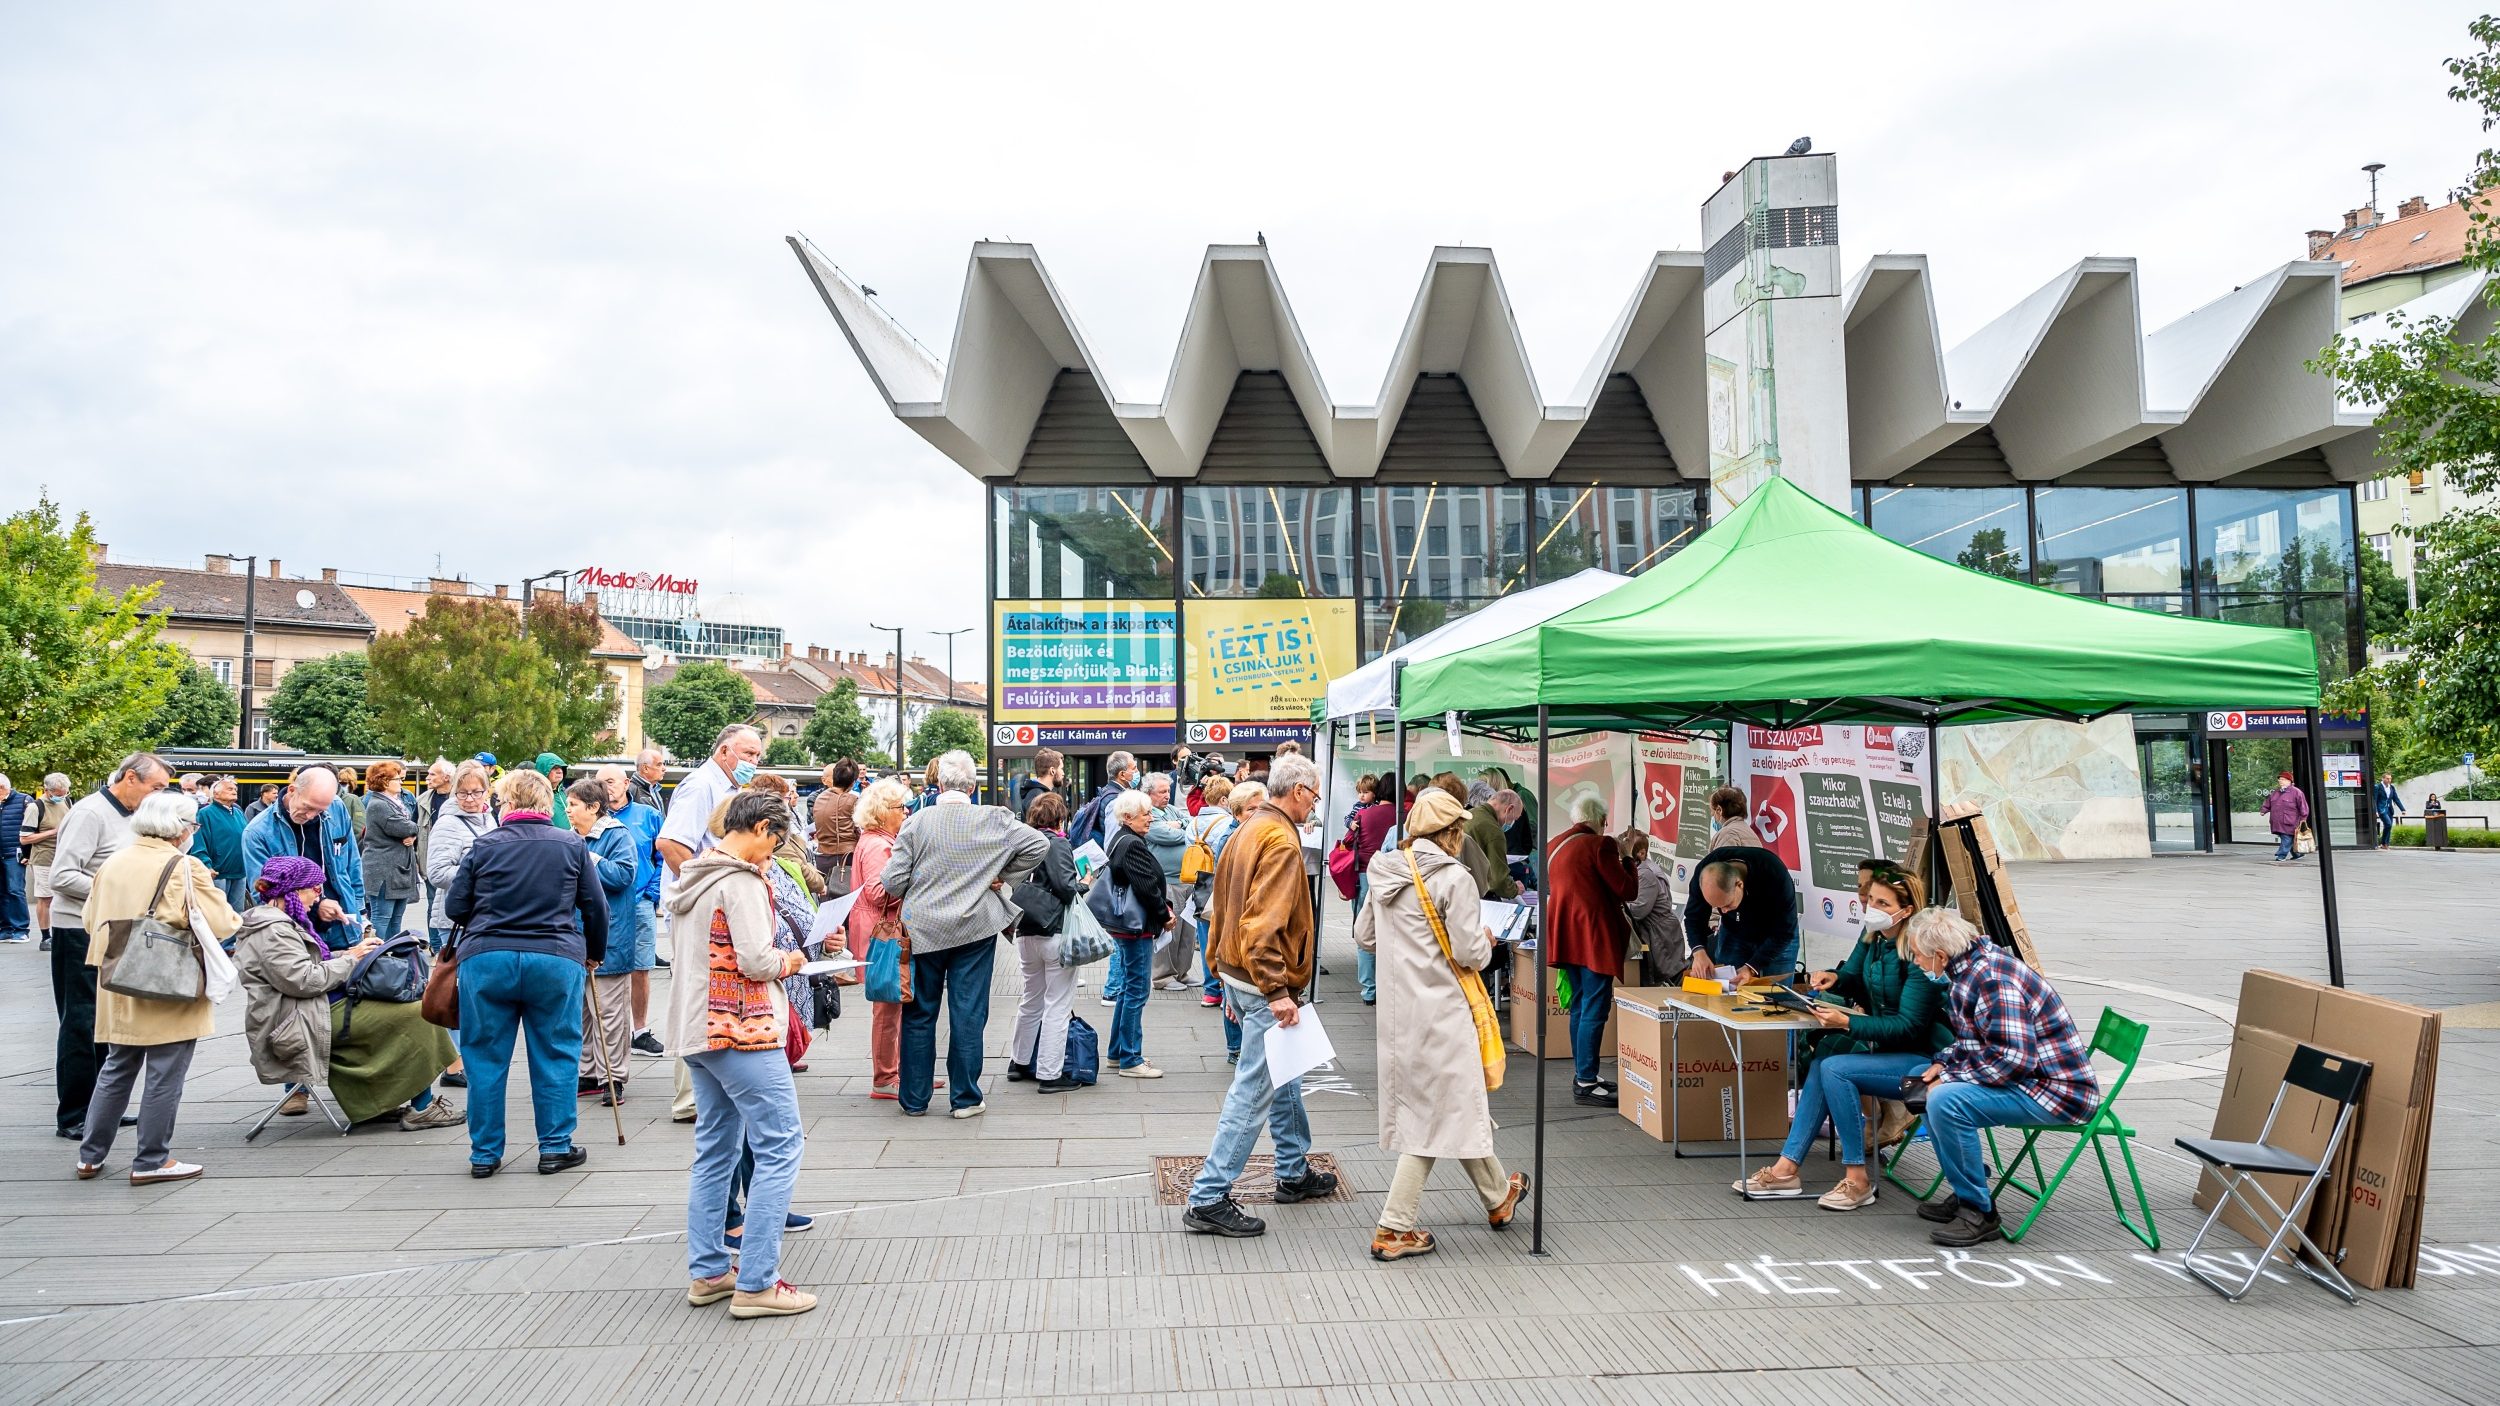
933;627;973;710
519;567;576;639
218;554;259;747
870;623;906;771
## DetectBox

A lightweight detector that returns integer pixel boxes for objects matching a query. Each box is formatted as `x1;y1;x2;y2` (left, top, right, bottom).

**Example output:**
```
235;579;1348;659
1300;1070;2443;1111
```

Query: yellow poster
1182;598;1358;722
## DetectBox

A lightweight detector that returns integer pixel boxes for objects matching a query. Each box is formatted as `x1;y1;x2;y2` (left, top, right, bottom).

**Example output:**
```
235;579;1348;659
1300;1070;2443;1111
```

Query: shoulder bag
1407;843;1505;1092
420;931;462;1029
101;855;205;1003
1055;885;1115;969
340;935;430;1040
864;913;913;1005
1084;864;1150;935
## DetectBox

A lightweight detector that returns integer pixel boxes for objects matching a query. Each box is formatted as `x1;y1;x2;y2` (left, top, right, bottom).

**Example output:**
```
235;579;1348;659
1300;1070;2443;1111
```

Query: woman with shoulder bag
1617;829;1687;987
1007;792;1086;1093
1352;787;1527;1261
234;854;461;1131
1095;789;1173;1080
76;793;243;1182
845;778;918;1101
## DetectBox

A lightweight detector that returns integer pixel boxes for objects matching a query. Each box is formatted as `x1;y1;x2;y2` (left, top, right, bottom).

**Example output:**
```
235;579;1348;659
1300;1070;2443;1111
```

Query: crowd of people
10;731;2110;1316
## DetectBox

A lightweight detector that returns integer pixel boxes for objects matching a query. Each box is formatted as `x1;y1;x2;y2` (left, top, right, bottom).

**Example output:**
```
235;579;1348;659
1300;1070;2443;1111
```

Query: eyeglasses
456;788;488;799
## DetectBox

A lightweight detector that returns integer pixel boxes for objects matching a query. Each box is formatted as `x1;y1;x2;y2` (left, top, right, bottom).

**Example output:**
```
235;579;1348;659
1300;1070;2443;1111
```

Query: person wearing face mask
1899;906;2100;1247
1705;787;1761;850
1731;862;1948;1209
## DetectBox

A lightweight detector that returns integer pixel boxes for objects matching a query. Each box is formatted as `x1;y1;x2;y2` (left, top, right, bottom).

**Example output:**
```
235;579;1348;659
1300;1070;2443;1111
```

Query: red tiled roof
2326;196;2481;288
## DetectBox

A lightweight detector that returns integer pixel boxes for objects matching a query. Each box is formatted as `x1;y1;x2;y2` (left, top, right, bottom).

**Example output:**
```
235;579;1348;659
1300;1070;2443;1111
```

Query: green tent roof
1396;476;2322;734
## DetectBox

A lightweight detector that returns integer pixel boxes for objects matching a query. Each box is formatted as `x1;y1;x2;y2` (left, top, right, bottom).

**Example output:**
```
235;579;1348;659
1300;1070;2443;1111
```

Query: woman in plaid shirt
1901;908;2099;1248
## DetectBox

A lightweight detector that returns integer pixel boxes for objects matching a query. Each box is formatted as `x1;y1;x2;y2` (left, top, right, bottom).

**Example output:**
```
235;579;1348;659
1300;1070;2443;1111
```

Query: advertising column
1730;724;1930;939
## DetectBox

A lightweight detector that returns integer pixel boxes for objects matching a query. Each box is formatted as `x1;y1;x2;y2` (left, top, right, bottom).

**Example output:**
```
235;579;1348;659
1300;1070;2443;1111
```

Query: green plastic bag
1555;967;1575;1011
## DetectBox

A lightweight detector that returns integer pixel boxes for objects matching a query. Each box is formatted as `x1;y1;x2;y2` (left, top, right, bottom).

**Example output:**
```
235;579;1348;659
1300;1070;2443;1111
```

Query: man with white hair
1183;751;1339;1237
241;766;368;944
878;750;1048;1118
22;773;73;949
627;748;668;814
0;774;27;942
193;776;250;913
48;753;172;1139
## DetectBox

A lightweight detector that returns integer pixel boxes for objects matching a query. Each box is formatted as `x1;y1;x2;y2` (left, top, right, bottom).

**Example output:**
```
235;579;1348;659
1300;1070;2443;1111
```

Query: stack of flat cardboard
2194;970;2440;1290
1935;814;2043;970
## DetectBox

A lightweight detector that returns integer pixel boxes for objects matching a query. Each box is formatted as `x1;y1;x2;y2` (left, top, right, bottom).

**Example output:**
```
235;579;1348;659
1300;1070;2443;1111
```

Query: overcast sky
3;2;2485;676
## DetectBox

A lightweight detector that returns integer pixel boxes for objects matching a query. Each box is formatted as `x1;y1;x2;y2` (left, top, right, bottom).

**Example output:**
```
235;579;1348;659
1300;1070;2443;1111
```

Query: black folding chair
2173;1043;2370;1304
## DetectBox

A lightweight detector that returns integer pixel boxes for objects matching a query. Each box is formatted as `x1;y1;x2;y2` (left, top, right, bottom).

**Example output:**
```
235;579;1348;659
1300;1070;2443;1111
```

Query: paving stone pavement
0;844;2494;1402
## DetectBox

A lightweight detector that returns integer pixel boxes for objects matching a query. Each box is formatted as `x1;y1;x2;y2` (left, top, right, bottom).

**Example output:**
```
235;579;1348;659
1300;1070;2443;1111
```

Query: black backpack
338;934;429;1039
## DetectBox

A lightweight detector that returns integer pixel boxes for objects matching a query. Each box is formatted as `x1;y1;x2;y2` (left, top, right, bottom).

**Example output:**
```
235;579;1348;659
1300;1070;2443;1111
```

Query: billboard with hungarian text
992;600;1178;725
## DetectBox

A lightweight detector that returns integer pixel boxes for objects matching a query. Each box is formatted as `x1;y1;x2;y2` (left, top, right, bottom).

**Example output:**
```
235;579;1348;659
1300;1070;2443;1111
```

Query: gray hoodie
661;847;784;1056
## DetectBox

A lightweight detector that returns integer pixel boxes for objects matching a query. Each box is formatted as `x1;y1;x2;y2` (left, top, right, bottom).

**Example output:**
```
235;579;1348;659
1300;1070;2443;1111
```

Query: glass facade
1360;485;1529;653
1866;486;2028;579
1179;486;1352;598
1531;485;1704;579
2033;485;2188;613
2198;486;2358;682
992;486;1174;600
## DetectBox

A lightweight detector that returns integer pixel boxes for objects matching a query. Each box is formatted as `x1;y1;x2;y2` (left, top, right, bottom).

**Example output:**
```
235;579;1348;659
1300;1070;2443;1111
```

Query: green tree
645;661;757;760
0;496;190;782
526;596;621;755
907;707;987;767
1955;527;2023;579
369;596;567;763
801;677;884;766
1253;572;1307;599
2315;17;2500;749
148;660;242;749
264;652;386;754
763;737;808;766
2359;541;2410;646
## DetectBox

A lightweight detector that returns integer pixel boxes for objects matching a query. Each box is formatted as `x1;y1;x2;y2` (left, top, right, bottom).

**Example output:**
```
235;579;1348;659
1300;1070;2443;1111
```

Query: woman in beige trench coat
77;792;242;1183
1353;787;1528;1262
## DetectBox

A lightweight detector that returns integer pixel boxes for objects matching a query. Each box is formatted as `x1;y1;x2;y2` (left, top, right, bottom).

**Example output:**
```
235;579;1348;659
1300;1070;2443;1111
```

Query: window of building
2033;486;2187;612
207;657;236;687
251;657;276;689
993;486;1174;599
1531;485;1704;578
2196;485;2357;682
1178;486;1352;599
2359;478;2390;503
1867;486;2029;579
2367;532;2395;567
1360;485;1527;654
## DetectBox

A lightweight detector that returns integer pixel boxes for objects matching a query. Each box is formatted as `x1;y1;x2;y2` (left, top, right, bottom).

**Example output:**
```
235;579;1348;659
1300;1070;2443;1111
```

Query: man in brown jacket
1182;753;1340;1237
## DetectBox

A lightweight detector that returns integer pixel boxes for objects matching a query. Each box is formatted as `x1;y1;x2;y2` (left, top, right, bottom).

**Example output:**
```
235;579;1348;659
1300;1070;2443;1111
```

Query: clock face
295;589;317;609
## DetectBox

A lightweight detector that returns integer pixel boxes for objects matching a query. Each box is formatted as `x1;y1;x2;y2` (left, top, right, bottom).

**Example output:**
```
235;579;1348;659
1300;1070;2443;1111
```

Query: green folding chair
1880;1007;2161;1250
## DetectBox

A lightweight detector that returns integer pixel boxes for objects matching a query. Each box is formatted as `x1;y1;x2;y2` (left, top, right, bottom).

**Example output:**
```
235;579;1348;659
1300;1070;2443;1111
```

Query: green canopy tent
1391;477;2341;1255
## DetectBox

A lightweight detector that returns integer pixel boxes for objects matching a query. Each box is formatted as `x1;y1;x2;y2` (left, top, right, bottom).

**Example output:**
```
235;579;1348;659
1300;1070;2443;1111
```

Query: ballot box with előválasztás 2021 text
1613;987;1792;1142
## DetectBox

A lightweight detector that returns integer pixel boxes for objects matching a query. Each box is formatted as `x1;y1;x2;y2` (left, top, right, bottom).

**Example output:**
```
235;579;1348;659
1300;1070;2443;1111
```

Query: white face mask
1861;908;1899;932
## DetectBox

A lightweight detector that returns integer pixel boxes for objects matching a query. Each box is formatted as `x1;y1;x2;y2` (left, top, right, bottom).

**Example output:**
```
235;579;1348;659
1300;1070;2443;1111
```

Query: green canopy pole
1530;703;1551;1257
2306;706;2347;988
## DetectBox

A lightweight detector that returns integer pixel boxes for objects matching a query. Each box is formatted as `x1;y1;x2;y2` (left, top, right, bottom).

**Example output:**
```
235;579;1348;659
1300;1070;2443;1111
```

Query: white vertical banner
1728;723;1931;941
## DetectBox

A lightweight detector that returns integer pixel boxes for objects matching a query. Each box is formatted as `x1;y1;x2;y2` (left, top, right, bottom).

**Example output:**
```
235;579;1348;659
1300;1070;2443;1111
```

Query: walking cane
582;977;628;1145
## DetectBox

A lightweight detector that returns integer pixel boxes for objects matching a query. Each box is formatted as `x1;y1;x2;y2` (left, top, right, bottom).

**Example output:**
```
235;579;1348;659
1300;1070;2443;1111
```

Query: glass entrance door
2139;733;2206;852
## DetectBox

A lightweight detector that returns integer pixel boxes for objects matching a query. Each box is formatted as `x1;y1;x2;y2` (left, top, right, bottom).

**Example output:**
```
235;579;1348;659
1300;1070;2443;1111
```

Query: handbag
420;931;462;1029
1084;869;1150;935
1326;839;1361;901
1055;890;1114;968
100;855;205;1003
864;915;913;1005
1062;1015;1100;1085
338;935;429;1040
2295;823;2317;856
1407;844;1506;1092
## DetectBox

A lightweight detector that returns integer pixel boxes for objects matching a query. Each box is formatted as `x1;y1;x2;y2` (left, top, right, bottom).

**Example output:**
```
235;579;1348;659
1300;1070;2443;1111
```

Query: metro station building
791;155;2438;857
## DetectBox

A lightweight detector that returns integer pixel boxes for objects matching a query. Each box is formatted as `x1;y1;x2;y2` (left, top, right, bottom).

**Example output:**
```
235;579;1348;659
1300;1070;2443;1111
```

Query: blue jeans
1188;987;1312;1206
0;851;24;936
598;900;658;976
1106;935;1154;1069
427;925;453;952
454;949;586;1164
2273;830;2297;860
1781;1050;1932;1165
216;873;248;916
1199;920;1221;1000
685;1047;804;1292
369;896;409;940
1925;1080;2056;1213
1353;875;1375;1000
900;938;994;1114
1562;964;1614;1086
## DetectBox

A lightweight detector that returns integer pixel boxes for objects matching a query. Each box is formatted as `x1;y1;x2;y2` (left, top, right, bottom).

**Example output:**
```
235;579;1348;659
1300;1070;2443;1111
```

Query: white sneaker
1117;1063;1164;1079
950;1102;985;1119
130;1160;203;1184
1099;994;1117;1006
1156;977;1192;992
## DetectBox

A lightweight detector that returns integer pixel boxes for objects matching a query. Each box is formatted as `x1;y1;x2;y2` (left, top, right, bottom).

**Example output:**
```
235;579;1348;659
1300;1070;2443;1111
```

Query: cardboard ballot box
1509;971;1616;1059
2195;970;2440;1290
1613;987;1791;1143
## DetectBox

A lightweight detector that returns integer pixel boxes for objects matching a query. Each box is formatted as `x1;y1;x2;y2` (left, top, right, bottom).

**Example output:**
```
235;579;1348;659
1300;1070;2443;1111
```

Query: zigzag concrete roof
791;235;2445;487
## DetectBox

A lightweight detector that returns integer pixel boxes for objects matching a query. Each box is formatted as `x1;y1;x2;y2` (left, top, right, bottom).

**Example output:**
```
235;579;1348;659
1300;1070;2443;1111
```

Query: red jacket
1542;822;1637;978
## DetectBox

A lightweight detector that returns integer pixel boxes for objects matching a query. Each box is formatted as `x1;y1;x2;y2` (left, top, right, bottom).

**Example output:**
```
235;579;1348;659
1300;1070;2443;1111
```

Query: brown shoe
1875;1099;1918;1150
1817;1178;1880;1212
729;1280;819;1319
1733;1167;1804;1198
1369;1227;1437;1262
687;1271;737;1307
278;1089;309;1117
1487;1172;1530;1231
74;1163;101;1181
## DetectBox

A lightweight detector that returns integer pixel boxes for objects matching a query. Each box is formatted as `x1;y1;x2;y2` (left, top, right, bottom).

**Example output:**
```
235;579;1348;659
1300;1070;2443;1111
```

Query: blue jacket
583;816;641;973
0;792;24;862
445;816;608;965
242;795;367;919
192;800;247;877
614;800;664;904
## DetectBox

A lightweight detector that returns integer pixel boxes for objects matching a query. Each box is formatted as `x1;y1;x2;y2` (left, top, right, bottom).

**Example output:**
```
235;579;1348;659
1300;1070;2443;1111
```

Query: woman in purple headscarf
232;854;463;1130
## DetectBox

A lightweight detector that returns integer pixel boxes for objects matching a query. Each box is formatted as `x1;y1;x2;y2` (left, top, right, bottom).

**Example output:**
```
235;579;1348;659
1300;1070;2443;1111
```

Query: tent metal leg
2306;706;2346;988
1531;704;1551;1257
1923;711;1942;901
